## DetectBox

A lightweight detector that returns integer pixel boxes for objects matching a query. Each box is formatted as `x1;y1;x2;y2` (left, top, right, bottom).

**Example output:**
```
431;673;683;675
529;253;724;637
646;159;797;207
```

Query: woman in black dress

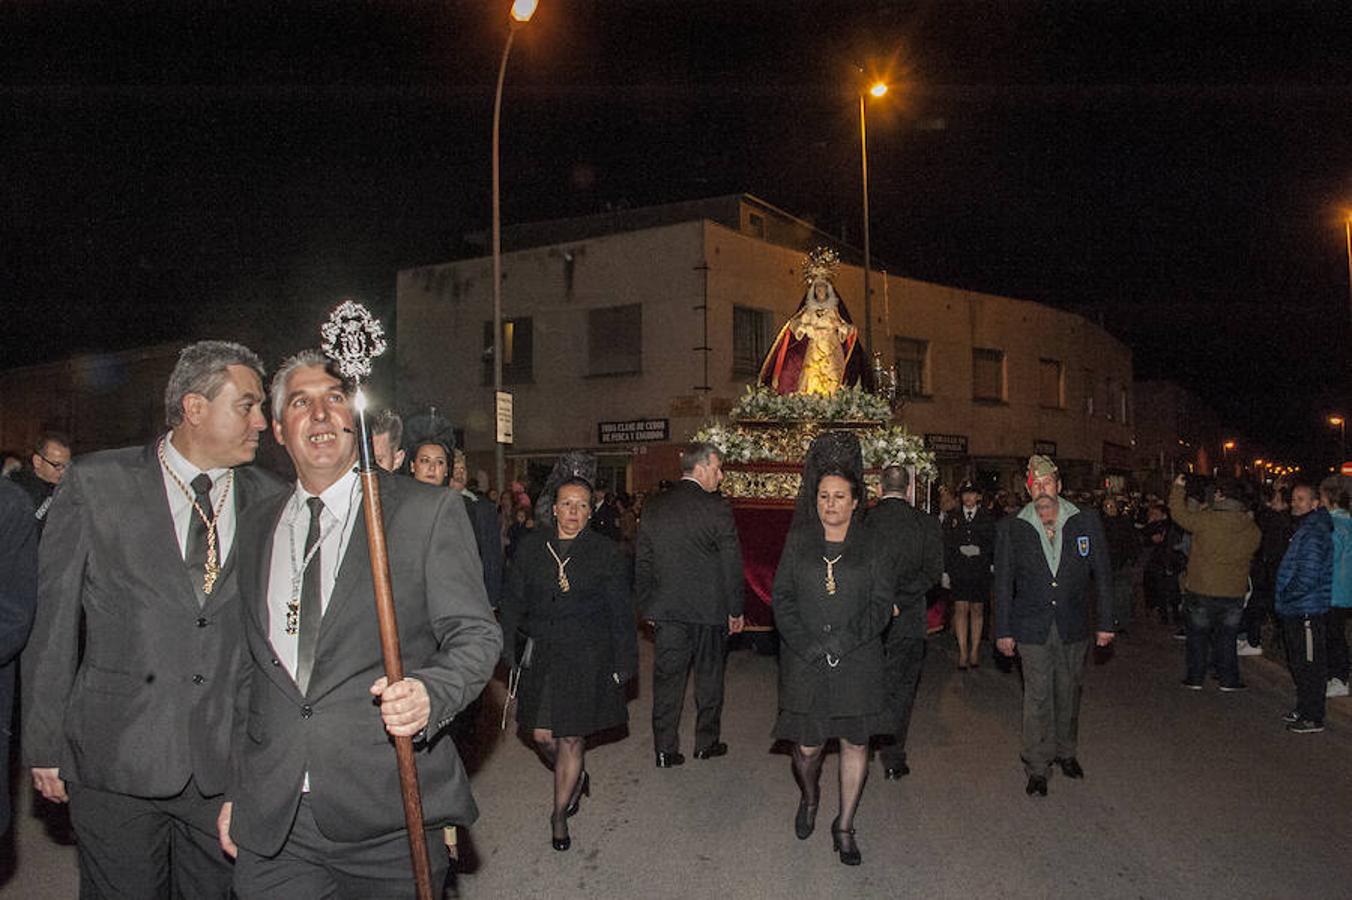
499;457;637;852
772;432;893;865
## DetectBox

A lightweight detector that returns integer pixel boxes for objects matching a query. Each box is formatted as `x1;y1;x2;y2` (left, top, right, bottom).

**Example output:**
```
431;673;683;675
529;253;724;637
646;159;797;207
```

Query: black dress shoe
794;797;818;840
830;816;861;865
655;751;686;768
693;741;728;760
1025;775;1048;797
550;812;570;852
1054;757;1085;779
564;771;590;817
883;763;910;780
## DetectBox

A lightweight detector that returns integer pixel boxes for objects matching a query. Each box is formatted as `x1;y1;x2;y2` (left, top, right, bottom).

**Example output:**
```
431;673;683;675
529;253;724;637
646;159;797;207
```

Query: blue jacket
1275;508;1333;618
1330;509;1352;609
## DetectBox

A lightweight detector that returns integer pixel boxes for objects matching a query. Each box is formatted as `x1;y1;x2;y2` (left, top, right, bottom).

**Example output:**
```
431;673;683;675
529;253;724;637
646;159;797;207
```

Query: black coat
636;479;744;625
943;506;996;601
500;528;638;736
0;479;38;833
772;520;894;717
865;497;943;639
993;504;1114;645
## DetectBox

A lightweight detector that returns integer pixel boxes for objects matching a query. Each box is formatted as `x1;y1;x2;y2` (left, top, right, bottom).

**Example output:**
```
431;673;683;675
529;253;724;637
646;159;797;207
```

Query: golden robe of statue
758;278;871;396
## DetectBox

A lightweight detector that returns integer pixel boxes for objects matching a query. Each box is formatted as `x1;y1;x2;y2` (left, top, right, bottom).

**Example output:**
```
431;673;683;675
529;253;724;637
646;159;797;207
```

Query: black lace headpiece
791;430;865;533
402;408;456;459
535;451;598;528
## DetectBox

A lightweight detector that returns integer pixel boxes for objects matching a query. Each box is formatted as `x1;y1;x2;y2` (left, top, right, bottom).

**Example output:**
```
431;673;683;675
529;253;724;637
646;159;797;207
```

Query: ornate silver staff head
321;298;387;383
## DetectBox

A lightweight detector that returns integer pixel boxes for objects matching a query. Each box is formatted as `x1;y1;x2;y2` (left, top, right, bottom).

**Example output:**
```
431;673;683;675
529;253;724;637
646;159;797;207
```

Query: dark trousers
234;796;448;899
651;620;727;753
1183;592;1244;687
1327;607;1350;682
67;778;232;900
1017;623;1088;777
1283;615;1328;724
1143;568;1180;623
1240;593;1270;647
879;630;926;768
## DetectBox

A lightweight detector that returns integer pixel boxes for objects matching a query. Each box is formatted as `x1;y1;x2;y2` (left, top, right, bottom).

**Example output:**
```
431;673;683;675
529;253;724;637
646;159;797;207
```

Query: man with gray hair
637;441;744;766
23;339;285;897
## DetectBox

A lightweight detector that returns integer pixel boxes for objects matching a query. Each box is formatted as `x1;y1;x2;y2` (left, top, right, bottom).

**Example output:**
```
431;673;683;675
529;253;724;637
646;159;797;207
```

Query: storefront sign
924;433;969;456
495;391;513;444
598;418;670;444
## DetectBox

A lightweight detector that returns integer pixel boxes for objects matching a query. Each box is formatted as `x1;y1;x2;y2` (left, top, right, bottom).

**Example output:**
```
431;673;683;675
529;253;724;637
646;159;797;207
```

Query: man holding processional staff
218;334;500;897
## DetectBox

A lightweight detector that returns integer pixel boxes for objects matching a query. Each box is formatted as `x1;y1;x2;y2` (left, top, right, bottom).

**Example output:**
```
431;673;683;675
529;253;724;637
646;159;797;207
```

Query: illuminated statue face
805;279;839;313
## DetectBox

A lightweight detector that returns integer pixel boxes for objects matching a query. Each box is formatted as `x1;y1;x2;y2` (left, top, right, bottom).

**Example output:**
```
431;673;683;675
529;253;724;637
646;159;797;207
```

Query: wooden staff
323;301;434;900
355;397;435;900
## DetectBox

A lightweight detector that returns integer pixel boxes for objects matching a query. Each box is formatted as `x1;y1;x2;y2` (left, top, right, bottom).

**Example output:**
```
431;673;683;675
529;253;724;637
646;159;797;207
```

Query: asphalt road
4;618;1350;899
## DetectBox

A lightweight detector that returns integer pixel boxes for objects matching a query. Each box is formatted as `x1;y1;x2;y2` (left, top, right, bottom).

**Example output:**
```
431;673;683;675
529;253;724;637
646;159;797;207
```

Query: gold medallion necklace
158;438;233;595
546;540;572;593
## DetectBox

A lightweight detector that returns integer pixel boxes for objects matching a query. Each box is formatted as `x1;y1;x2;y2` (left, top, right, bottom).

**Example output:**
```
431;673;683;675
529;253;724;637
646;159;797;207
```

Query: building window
894;336;928;396
972;347;1005;402
1038;358;1064;409
1083;368;1095;416
1104;378;1116;421
733;306;775;376
588;304;642;376
1118;383;1130;424
482;317;533;385
747;212;766;238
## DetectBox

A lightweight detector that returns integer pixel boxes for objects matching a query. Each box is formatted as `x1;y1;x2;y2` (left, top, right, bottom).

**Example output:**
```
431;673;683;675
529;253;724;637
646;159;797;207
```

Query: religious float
692;249;938;637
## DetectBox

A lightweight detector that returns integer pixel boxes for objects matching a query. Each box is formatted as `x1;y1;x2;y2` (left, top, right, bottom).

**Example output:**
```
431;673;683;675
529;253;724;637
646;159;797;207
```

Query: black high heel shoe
794;797;818;840
830;816;861;865
550;811;570;852
564;771;590;818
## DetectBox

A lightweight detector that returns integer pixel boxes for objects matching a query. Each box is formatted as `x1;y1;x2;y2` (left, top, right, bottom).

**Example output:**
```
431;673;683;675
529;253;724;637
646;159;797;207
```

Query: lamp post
1330;415;1346;460
491;0;538;494
1344;217;1352;326
858;79;887;354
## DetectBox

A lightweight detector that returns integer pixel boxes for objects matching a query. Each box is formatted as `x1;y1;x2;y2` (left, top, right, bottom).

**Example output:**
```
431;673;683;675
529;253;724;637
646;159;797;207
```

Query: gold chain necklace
546;541;572;593
157;438;233;595
822;554;843;595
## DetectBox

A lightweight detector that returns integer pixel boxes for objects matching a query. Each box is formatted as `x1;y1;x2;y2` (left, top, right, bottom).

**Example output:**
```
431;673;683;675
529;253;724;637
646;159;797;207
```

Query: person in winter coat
1318;477;1351;697
1274;482;1334;733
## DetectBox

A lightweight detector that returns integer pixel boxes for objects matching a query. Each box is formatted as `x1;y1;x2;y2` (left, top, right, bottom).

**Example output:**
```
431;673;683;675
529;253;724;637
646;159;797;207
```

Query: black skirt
772;709;890;747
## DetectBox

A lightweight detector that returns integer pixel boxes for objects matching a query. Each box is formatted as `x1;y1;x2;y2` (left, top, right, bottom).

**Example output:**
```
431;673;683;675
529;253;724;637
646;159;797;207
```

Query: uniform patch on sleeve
1077;535;1090;557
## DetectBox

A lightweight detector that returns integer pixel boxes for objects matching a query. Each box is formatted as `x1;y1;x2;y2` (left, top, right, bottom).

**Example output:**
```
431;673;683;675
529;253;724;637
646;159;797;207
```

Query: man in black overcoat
216;351;501;897
994;456;1114;797
866;465;943;779
636;442;744;766
23;341;285;897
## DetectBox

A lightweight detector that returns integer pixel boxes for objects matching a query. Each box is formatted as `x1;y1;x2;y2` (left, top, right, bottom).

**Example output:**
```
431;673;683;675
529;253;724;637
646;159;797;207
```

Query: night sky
6;1;1352;463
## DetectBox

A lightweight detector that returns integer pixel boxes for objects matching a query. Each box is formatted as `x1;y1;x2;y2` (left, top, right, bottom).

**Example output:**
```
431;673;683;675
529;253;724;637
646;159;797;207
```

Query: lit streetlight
490;0;538;493
858;76;888;354
1345;214;1352;326
1330;414;1347;460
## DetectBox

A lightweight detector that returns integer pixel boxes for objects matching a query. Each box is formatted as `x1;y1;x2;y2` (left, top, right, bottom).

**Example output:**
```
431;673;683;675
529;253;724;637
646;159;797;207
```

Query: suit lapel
316;473;399;651
249;492;291;635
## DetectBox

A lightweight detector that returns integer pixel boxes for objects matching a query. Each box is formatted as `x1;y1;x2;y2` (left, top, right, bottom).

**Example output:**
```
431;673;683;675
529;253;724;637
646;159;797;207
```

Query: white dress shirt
160;432;236;563
266;469;362;680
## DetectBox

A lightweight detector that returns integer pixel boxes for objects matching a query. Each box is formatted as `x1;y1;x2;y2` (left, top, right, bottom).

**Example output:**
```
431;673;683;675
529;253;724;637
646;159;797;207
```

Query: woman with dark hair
771;432;894;866
499;454;637;852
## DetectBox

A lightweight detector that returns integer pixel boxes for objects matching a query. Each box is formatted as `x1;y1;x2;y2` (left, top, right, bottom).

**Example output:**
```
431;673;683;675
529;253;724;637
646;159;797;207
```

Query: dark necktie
185;473;215;602
296;496;325;695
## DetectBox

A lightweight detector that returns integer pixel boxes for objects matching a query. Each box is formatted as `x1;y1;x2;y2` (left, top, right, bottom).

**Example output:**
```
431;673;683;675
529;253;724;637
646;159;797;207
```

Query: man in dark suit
944;481;997;668
636;441;744;767
866;465;943;780
0;477;38;835
216;351;500;897
23;340;284;897
994;455;1114;797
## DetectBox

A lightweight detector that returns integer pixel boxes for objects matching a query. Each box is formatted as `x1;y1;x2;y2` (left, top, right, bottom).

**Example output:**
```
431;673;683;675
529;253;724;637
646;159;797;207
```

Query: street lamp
858;77;887;354
490;0;538;493
1344;214;1352;326
1330;414;1346;459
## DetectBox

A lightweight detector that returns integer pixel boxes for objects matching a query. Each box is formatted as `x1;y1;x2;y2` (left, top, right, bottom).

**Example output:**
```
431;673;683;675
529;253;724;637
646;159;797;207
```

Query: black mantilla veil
402;408;455;460
534;451;598;530
790;430;866;537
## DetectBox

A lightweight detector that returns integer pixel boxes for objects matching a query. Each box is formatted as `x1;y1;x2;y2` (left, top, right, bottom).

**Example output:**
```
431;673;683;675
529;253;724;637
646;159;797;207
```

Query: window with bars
1038;358;1064;409
588;304;642;376
894;336;928;396
972;347;1005;401
481;317;533;385
732;306;775;376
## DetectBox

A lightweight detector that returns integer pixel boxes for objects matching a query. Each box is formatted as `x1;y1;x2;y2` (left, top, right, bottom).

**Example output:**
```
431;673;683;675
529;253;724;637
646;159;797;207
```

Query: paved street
4;618;1351;899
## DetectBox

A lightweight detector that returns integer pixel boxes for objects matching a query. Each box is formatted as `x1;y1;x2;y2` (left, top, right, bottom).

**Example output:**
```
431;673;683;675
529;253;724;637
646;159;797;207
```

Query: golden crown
802;247;840;284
